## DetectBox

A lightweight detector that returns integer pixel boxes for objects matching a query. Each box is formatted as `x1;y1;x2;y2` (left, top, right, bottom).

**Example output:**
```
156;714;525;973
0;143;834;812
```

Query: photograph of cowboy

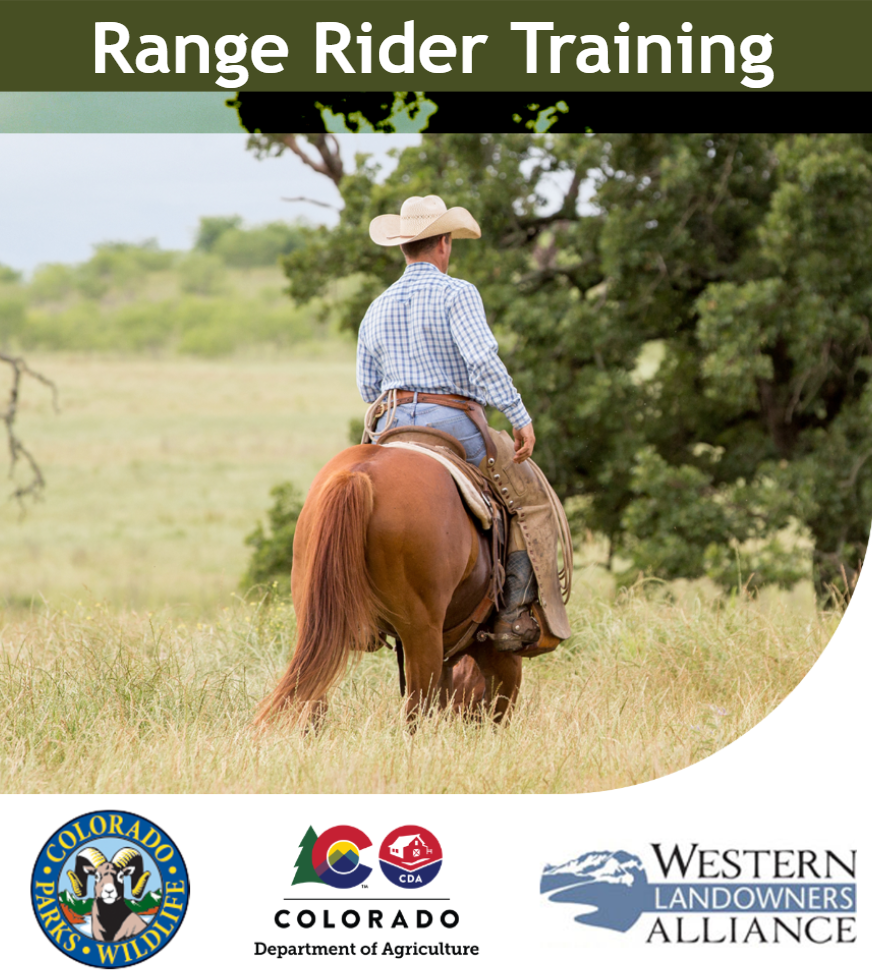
360;194;570;653
0;131;864;793
255;188;574;726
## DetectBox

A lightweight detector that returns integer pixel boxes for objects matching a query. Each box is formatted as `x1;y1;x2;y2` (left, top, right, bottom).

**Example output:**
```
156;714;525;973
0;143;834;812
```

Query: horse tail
255;467;380;723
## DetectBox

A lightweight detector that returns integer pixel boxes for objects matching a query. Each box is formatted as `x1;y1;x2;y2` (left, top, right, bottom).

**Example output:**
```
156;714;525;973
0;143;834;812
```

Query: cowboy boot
493;550;541;652
480;429;572;644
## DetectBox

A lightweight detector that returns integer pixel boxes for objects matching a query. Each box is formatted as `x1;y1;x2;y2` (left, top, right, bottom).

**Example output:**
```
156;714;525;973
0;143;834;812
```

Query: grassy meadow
1;350;361;614
0;577;833;794
0;347;838;793
0;232;839;793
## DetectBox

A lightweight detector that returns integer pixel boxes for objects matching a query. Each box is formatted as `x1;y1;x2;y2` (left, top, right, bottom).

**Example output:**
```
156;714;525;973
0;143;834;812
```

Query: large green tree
273;133;872;595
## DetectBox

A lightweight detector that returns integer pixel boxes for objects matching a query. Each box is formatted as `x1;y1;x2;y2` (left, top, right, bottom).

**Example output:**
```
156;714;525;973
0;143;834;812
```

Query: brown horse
255;444;523;725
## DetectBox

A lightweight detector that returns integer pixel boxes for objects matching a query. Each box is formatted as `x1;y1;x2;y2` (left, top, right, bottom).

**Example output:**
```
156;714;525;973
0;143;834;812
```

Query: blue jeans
374;399;487;466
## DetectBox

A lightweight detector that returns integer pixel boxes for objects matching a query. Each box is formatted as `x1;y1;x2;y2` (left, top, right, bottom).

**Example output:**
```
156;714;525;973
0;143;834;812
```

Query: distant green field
0;227;339;357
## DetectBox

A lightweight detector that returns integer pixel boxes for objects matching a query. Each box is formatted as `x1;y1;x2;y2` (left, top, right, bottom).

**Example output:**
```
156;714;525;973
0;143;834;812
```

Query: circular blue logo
31;810;189;968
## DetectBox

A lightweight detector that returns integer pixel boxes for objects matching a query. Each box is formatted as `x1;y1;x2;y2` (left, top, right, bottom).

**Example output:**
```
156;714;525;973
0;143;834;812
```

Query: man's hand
512;423;536;463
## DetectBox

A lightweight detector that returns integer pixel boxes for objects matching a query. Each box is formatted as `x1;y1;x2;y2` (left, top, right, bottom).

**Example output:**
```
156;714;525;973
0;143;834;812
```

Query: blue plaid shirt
357;262;532;429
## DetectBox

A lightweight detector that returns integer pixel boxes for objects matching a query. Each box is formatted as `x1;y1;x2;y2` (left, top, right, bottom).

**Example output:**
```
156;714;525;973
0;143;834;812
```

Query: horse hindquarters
255;444;504;726
364;454;475;720
256;466;381;722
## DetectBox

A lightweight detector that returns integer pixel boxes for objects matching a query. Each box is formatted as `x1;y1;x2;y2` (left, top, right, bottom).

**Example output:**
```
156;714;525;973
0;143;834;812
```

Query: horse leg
472;647;523;724
399;625;446;723
396;638;406;696
452;654;486;718
439;661;454;711
307;698;328;730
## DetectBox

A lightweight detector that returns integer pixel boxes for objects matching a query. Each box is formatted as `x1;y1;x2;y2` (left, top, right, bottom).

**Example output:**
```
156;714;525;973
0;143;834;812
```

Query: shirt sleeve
356;321;381;404
447;282;532;429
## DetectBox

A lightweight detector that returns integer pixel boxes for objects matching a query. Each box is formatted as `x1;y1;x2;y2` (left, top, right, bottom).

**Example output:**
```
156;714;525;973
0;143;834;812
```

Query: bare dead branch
246;132;346;188
281;196;340;211
279;134;345;187
1;352;59;506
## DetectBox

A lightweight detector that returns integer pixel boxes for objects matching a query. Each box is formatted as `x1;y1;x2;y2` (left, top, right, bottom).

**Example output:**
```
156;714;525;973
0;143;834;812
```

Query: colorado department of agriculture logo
379;825;443;888
31;810;190;968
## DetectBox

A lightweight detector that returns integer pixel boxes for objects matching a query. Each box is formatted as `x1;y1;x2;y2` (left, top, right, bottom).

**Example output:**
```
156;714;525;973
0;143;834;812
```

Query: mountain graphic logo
302;826;373;889
325;841;360;874
540;850;653;932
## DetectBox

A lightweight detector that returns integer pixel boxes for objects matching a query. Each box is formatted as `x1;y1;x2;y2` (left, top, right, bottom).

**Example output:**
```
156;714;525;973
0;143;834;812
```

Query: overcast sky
0;133;421;275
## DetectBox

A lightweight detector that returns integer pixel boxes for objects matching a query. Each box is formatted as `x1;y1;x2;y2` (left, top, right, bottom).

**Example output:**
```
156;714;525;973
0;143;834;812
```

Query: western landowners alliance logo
31;810;190;968
541;844;857;944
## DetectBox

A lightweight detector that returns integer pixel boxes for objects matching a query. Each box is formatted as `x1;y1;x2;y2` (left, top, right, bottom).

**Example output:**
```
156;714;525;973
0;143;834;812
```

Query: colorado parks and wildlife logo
541;844;857;944
379;826;443;888
31;810;190;968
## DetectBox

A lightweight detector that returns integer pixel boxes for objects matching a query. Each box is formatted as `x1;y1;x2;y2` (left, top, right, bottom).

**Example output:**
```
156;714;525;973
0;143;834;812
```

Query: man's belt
393;390;480;410
389;390;498;462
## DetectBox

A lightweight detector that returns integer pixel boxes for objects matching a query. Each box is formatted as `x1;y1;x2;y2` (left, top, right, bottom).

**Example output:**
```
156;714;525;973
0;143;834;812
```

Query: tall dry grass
0;584;836;795
0;352;839;794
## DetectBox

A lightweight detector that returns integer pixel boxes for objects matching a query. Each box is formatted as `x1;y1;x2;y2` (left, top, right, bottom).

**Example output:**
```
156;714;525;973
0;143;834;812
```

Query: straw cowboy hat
369;195;481;246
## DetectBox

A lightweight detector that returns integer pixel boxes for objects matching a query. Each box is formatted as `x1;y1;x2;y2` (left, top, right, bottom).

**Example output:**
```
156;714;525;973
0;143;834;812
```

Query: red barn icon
388;834;434;866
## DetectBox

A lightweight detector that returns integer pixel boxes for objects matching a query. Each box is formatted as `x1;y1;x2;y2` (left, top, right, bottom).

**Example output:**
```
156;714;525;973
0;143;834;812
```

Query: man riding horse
359;195;571;653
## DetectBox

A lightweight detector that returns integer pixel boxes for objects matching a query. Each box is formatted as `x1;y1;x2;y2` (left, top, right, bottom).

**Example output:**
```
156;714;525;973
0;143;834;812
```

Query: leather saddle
374;425;509;662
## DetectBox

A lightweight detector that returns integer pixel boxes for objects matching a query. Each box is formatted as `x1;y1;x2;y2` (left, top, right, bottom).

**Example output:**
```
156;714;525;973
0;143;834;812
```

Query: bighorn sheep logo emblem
66;846;151;942
31;810;190;968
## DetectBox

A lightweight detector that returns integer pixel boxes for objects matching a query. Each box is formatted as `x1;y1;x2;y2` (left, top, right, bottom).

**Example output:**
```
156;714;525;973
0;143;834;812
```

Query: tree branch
281;196;340;212
516;260;598;293
706;135;740;214
1;353;58;505
500;168;584;246
246;133;346;188
841;447;872;490
278;134;344;187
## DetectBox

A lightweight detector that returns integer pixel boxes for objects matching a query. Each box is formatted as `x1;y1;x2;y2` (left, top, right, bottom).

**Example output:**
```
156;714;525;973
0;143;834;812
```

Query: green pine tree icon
292;826;322;885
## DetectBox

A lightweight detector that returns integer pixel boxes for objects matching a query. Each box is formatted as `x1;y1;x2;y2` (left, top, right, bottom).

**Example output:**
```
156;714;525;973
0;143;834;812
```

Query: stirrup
493;606;540;652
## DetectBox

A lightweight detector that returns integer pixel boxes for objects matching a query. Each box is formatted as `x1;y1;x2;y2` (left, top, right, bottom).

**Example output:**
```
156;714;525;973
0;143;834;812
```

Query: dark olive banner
2;0;872;92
